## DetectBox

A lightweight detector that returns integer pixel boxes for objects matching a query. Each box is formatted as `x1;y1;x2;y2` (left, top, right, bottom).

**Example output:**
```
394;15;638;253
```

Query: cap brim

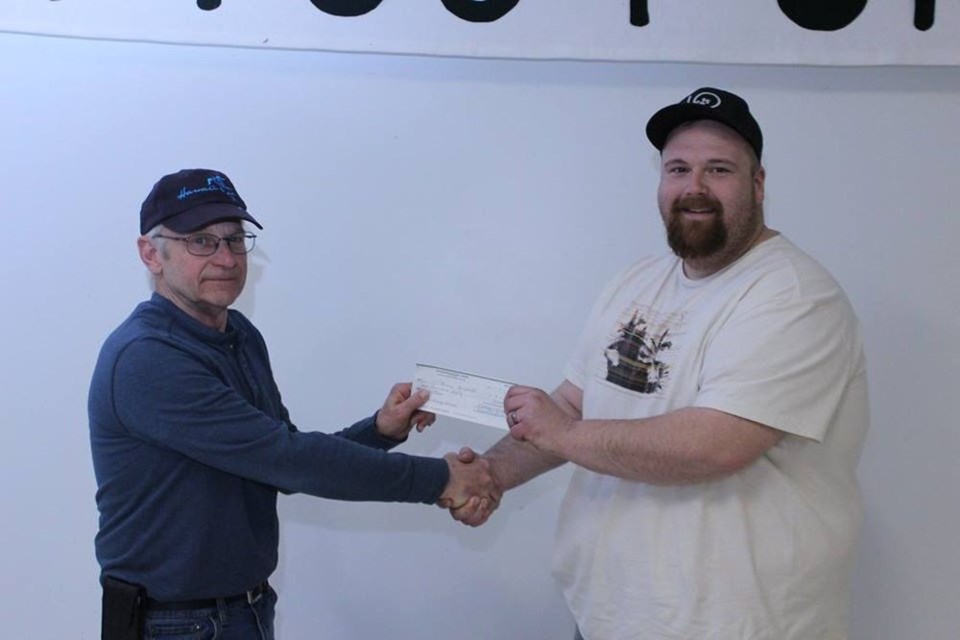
162;202;263;233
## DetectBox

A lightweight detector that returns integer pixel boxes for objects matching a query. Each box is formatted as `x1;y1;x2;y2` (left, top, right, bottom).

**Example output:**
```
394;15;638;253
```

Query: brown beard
665;197;727;259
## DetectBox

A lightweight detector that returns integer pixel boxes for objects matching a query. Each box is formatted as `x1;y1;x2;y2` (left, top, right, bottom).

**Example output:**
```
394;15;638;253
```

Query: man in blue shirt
89;168;499;640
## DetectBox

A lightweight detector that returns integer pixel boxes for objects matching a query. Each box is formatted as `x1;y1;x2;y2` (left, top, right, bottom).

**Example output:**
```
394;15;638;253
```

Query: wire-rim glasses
152;232;257;257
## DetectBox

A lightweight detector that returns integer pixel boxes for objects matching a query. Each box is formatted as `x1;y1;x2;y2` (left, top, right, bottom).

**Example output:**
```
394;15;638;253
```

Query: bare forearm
551;408;783;485
484;435;565;490
557;418;716;484
482;381;576;489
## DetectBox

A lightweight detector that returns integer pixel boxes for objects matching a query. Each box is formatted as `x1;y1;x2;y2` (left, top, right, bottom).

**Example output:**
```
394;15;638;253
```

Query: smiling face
657;120;767;279
138;220;248;331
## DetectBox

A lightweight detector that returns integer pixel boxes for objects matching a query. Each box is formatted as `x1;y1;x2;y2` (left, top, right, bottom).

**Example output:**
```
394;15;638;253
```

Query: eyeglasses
152;232;257;257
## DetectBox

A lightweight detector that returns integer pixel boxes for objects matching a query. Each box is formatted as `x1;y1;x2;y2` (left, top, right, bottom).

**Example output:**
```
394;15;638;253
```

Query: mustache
671;195;723;214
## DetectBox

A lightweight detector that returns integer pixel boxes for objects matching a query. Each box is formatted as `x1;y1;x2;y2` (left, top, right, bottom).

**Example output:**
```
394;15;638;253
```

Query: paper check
412;364;514;430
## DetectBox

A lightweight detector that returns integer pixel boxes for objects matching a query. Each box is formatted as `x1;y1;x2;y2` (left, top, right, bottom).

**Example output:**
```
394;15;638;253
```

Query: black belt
145;581;268;611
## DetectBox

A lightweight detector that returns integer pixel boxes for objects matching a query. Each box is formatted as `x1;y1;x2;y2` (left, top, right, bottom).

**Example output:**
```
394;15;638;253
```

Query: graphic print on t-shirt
603;306;677;394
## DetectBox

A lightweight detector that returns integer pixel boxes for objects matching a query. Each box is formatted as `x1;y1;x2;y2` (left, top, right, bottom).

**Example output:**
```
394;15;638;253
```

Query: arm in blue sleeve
111;339;449;504
335;413;408;451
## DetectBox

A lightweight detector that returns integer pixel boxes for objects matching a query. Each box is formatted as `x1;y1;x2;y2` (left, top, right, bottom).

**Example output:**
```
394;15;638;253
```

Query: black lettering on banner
626;1;937;33
441;0;520;23
915;0;935;31
630;0;650;27
308;0;384;17
776;0;867;31
194;0;938;34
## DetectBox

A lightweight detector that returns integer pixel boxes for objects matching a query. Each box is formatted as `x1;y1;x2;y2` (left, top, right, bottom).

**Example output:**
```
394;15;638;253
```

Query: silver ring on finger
509;411;518;426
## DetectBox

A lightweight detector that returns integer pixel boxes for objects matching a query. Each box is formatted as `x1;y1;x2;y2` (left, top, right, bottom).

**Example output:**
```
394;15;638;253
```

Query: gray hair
145;224;166;251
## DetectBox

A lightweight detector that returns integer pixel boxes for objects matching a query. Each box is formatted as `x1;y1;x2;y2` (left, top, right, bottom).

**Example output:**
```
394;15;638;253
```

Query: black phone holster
101;576;145;640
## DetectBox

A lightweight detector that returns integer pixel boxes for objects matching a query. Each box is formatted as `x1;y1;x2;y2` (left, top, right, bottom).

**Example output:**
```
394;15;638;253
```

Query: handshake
378;380;572;527
377;382;501;526
438;447;500;527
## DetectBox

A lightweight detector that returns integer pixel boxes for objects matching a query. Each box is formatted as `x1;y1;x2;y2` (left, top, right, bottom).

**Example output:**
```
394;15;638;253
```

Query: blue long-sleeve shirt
89;293;448;601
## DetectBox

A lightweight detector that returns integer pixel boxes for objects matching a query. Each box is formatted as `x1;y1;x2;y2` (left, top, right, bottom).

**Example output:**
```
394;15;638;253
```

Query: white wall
1;33;957;639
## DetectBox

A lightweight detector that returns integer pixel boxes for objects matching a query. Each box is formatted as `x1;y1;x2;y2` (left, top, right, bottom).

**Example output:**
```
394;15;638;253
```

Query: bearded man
452;88;869;640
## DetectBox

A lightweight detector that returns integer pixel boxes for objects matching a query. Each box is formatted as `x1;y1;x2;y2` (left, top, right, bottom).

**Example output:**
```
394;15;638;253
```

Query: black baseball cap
645;87;763;160
139;168;263;235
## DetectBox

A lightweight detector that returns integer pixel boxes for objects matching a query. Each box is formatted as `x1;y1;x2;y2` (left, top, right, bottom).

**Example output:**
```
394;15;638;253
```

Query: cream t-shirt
557;236;868;640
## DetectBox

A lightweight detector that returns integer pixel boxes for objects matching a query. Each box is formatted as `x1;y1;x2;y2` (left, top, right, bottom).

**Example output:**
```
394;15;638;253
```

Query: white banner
1;0;957;65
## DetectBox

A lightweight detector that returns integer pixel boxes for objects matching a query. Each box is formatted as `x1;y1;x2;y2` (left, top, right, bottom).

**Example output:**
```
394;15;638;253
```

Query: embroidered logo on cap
685;91;722;108
177;175;242;204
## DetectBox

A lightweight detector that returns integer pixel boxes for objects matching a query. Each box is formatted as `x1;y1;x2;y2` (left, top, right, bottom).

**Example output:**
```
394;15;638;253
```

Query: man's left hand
376;382;436;440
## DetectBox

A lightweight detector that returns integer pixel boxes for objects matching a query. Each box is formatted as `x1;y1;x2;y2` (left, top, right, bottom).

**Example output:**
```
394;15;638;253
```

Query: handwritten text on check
412;364;514;430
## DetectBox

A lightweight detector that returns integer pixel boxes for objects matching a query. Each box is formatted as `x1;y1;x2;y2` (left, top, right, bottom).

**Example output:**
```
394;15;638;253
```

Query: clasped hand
441;447;501;527
439;448;501;516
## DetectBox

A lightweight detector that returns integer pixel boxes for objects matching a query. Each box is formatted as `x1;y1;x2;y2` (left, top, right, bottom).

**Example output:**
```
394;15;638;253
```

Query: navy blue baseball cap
139;168;263;234
646;87;763;160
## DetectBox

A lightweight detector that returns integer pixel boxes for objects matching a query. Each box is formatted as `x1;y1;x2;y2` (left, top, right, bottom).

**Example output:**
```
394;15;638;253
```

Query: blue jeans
143;585;277;640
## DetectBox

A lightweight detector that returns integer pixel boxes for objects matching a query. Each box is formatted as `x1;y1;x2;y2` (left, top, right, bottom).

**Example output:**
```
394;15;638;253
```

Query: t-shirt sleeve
694;269;864;442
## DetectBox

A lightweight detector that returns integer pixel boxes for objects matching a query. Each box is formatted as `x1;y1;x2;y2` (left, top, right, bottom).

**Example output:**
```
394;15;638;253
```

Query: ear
137;236;163;275
753;165;766;204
